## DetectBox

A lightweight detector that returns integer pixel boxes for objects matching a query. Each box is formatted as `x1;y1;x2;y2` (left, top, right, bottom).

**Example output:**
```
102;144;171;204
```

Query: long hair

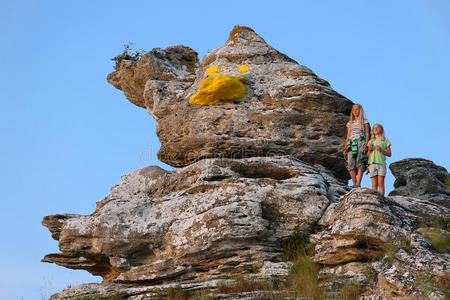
370;123;386;141
349;104;365;131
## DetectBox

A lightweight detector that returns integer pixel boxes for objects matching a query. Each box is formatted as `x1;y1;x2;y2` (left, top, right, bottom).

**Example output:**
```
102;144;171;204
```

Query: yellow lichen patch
238;65;249;73
206;66;220;76
189;74;246;105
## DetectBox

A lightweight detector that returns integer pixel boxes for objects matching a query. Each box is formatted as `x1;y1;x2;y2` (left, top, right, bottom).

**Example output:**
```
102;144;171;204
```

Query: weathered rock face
313;189;408;266
44;158;450;299
107;26;353;180
43;156;348;285
44;26;450;299
371;231;449;300
314;188;449;299
389;158;450;206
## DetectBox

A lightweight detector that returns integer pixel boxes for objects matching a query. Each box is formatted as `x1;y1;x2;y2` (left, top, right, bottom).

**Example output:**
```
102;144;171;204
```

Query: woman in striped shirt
343;104;370;187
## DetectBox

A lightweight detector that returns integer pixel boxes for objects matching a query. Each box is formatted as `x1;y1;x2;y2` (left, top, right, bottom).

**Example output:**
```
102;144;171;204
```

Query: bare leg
371;176;378;192
378;176;385;197
349;170;357;186
356;169;364;187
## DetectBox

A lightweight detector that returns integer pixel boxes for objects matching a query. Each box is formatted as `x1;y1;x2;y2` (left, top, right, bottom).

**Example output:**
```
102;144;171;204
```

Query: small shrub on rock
111;42;144;70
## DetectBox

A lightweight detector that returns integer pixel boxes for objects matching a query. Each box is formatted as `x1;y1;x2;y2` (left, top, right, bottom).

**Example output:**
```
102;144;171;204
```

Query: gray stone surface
43;156;344;284
389;158;450;206
44;158;450;299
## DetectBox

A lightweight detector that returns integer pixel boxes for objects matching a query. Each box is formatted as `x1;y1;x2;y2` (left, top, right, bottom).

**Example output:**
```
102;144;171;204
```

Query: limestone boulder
389;158;450;206
312;189;408;265
312;188;449;299
313;187;449;266
106;26;353;180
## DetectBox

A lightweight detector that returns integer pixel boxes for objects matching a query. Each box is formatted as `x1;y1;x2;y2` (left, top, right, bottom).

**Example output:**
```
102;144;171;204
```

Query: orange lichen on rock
228;25;254;44
189;74;246;105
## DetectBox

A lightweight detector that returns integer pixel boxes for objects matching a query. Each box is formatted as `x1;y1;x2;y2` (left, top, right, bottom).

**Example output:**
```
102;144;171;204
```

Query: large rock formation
44;158;450;299
42;156;348;284
107;26;353;181
43;27;450;299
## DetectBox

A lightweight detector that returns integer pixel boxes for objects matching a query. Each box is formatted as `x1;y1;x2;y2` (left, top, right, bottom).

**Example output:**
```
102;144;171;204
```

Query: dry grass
282;227;311;261
192;288;215;300
379;242;400;264
436;272;449;289
153;285;190;300
77;291;126;300
436;272;450;299
419;227;450;254
338;282;364;300
418;216;450;254
216;275;277;294
287;253;324;299
416;273;437;298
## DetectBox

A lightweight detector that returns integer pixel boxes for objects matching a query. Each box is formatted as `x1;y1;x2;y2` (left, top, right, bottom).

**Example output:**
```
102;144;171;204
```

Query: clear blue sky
1;1;449;299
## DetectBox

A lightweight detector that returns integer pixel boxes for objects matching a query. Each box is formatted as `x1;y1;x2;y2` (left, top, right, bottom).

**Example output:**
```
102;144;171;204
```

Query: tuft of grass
418;227;450;254
105;291;127;300
153;285;191;300
76;290;126;300
436;272;450;298
419;215;450;230
192;288;214;300
436;272;449;290
415;272;450;298
111;42;144;70
416;273;437;298
282;226;325;298
377;236;413;265
215;277;296;299
216;275;277;294
167;285;190;300
282;227;311;261
326;266;377;299
379;242;399;264
444;176;450;188
153;288;164;299
398;236;412;252
362;265;379;286
78;295;100;300
433;217;450;231
287;253;324;299
338;282;364;300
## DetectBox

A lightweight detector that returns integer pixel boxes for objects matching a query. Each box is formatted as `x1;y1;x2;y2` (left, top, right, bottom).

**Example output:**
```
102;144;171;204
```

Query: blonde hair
371;123;386;141
349;104;365;131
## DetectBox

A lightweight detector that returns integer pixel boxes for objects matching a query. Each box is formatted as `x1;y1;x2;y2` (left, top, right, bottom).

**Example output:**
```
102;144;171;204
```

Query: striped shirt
347;118;369;140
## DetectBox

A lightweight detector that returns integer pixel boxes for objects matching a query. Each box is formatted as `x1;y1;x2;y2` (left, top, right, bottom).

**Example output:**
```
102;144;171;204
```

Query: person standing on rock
367;123;391;196
343;104;370;187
